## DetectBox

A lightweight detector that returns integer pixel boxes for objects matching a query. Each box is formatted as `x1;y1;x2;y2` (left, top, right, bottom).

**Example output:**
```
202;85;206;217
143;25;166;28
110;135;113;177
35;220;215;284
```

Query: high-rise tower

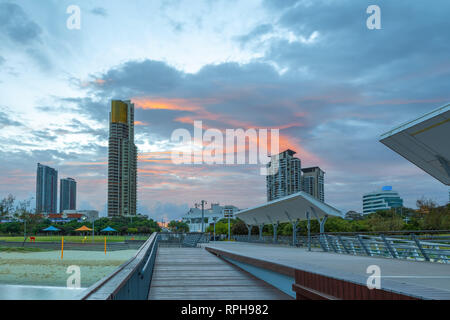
301;167;325;202
266;149;302;201
107;100;137;217
36;163;58;214
60;177;76;213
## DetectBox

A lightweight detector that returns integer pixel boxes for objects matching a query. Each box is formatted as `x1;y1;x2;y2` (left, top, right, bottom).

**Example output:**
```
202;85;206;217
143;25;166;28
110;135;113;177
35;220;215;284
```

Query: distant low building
362;186;403;215
182;203;240;232
63;210;99;221
42;210;99;223
344;210;363;220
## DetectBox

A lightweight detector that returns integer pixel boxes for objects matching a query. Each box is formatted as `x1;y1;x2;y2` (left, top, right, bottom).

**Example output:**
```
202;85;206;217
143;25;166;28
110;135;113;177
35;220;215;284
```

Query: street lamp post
212;216;218;242
195;200;207;233
24;196;34;242
228;215;230;241
82;215;95;243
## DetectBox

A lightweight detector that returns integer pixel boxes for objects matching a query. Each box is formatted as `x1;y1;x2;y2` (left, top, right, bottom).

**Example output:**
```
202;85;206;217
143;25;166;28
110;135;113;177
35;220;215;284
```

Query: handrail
80;232;159;300
232;232;450;264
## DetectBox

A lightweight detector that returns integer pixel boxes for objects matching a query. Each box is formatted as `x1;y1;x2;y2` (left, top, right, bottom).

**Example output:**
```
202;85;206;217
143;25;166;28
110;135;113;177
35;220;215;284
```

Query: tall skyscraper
36;163;58;214
107;100;137;217
266;149;302;201
301;167;325;202
60;177;76;213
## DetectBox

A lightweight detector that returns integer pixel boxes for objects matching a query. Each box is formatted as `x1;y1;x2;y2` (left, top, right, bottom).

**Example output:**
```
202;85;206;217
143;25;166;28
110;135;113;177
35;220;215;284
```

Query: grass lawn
0;235;149;243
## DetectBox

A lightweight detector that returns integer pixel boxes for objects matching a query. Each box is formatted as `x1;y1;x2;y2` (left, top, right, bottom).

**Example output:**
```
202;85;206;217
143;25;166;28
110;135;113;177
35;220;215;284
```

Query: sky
0;0;449;221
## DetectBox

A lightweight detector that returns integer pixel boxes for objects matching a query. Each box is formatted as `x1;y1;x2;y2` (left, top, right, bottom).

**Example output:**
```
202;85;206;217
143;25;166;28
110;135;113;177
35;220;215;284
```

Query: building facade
60;177;76;213
266;149;302;201
107;100;138;217
182;203;240;232
362;186;403;215
36;163;58;214
301;167;325;202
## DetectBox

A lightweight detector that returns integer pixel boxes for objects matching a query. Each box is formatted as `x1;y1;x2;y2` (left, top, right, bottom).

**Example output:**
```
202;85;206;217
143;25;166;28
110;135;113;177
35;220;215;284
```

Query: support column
259;224;264;241
246;224;252;242
319;215;328;250
319;215;328;234
273;222;279;244
307;212;311;251
292;219;299;247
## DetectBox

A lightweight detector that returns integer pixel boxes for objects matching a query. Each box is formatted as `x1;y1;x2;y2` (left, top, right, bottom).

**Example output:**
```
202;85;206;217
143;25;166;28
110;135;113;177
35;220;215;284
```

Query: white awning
236;191;343;225
380;103;450;185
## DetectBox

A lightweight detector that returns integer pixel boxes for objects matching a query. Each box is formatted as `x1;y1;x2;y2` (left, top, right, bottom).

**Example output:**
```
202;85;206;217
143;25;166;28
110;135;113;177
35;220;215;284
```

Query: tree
231;219;248;235
168;220;189;232
0;194;15;217
127;227;138;234
416;198;437;214
366;209;404;231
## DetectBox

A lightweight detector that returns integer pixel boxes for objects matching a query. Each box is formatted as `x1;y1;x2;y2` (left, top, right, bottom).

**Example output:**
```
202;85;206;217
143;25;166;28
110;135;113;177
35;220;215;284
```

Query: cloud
2;0;450;216
90;7;108;17
0;2;42;44
235;24;274;46
0;109;22;128
141;202;190;222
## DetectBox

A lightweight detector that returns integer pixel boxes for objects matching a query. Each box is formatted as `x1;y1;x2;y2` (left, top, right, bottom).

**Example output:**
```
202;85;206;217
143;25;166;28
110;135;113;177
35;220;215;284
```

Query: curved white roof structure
380;103;450;185
236;191;343;225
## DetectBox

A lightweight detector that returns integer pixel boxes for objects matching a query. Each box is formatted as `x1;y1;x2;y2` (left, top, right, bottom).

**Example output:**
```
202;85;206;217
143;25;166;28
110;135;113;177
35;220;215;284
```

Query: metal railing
80;232;159;300
233;232;450;264
158;232;209;247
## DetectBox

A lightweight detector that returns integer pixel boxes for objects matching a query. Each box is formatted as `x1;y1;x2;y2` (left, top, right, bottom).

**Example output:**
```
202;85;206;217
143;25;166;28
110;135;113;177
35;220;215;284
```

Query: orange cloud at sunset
132;97;204;112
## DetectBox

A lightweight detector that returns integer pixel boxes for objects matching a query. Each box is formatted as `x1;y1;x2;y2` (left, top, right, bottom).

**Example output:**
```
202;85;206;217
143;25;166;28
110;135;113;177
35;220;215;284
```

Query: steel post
307;212;311;251
246;224;252;242
292;220;299;246
273;222;278;244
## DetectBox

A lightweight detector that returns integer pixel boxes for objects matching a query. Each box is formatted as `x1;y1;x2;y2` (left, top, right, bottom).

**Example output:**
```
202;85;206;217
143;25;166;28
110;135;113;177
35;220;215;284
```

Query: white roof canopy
236;191;343;225
380;103;450;185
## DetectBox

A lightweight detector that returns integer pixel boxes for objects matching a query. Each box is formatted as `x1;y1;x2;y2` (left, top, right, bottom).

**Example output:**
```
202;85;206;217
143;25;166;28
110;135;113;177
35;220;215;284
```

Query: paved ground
204;242;450;299
148;247;292;300
0;249;136;288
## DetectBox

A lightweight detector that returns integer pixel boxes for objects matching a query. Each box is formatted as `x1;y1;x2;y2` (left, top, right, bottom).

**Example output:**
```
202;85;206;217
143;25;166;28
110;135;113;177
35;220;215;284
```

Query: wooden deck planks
148;247;292;300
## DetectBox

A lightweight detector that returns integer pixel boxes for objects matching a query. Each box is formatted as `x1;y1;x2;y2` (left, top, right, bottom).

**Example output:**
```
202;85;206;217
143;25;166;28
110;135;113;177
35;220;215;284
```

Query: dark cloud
262;0;300;10
235;24;273;46
264;0;450;84
0;110;22;128
0;2;42;44
90;60;183;97
90;7;107;17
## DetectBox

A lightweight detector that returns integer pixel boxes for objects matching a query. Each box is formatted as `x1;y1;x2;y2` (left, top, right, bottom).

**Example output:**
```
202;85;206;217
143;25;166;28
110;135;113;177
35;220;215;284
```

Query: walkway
204;242;450;299
148;247;292;300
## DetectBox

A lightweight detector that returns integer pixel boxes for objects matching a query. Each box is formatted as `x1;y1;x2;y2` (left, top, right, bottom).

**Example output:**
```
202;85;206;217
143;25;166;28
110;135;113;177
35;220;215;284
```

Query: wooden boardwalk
148;247;292;300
